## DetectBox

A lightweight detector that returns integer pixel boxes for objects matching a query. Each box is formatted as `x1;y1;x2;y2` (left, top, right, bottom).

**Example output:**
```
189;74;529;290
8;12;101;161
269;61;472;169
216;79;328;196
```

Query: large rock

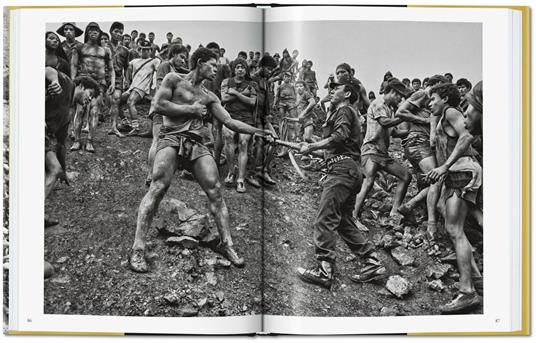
385;275;411;298
426;263;452;279
166;236;199;249
391;247;415;266
158;214;209;239
160;199;197;222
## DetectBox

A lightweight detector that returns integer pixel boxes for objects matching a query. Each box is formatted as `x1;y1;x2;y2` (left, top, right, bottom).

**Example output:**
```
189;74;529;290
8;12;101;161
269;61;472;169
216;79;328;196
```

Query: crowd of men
45;21;484;315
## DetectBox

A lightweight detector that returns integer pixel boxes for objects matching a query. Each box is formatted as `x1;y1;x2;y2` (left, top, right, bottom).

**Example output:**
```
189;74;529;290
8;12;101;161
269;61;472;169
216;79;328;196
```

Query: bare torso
79;43;109;82
161;73;216;128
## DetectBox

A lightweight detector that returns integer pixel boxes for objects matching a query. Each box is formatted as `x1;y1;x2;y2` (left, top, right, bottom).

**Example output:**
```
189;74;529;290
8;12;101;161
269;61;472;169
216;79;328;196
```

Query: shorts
114;75;124;91
126;87;146;100
278;99;296;113
403;133;433;167
361;154;397;169
442;171;479;205
156;126;213;171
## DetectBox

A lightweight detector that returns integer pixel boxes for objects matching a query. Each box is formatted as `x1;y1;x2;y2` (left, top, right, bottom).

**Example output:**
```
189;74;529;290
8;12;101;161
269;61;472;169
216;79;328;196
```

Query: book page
9;5;264;334
263;5;520;334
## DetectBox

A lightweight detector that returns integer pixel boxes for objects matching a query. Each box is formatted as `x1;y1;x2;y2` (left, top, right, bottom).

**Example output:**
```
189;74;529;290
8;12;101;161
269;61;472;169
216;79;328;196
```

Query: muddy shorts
361;154;397;170
114;75;124;91
403;133;433;167
156;127;212;171
442;171;479;205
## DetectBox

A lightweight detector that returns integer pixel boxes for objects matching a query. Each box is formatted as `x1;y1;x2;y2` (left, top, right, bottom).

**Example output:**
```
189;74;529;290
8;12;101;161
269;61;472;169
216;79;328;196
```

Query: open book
4;4;530;336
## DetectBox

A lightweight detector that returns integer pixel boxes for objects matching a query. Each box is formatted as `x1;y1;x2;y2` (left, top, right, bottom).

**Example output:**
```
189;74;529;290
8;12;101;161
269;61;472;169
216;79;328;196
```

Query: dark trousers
314;158;374;263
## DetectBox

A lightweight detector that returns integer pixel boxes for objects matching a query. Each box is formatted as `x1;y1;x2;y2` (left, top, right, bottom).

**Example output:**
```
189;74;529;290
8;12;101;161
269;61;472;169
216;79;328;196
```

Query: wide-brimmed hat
56;22;83;37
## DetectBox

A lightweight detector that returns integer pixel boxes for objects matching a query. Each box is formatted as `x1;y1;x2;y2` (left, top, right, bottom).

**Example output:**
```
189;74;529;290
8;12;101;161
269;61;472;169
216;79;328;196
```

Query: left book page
7;5;263;335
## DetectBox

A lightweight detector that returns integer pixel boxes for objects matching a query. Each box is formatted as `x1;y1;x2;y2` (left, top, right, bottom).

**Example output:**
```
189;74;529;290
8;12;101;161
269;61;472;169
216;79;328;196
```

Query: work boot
440;291;481;314
297;260;333;289
216;243;245;268
350;253;387;283
129;249;149;273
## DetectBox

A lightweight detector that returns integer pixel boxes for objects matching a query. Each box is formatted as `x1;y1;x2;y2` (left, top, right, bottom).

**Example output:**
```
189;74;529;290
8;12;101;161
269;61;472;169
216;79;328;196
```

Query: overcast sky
48;20;482;96
266;20;482;96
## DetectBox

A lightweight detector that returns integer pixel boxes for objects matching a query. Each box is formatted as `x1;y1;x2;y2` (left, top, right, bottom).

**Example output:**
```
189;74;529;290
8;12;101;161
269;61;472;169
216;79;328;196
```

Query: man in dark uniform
56;22;83;65
296;80;386;289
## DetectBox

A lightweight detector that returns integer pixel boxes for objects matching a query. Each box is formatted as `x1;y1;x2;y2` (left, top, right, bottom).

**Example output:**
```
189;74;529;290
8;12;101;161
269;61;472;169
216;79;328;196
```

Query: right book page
262;5;524;335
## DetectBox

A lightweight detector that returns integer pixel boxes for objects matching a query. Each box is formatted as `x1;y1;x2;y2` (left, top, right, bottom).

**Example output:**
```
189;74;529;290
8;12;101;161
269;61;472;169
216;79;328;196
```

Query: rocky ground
39;101;483;318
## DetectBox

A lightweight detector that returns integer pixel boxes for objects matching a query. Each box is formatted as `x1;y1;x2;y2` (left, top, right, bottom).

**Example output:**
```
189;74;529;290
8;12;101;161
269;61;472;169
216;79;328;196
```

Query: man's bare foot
108;128;125;138
257;171;276;185
129;249;149;273
70;141;81;151
85;141;95;153
215;243;245;267
352;217;369;232
224;173;234;187
426;221;438;241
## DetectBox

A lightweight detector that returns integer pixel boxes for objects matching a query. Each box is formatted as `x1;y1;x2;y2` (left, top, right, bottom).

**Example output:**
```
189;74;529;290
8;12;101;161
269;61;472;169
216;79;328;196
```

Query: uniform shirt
322;105;362;161
155;61;179;86
61;39;83;64
278;82;296;102
361;97;394;157
406;89;432;137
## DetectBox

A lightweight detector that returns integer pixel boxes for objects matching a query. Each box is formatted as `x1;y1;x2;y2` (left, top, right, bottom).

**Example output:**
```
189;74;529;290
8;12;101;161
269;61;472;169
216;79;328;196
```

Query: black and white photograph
41;16;484;320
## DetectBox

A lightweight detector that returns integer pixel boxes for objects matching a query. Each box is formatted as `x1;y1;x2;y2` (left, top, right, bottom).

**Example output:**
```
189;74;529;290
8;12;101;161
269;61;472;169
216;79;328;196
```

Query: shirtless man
56;22;83;65
108;22;130;137
123;40;160;133
145;43;189;185
70;22;115;152
395;74;448;239
202;42;231;167
295;80;317;143
147;32;160;58
424;83;482;313
129;48;273;272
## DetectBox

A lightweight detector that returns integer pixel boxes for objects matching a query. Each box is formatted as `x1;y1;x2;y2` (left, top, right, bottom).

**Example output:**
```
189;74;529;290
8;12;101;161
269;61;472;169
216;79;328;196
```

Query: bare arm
106;49;115;91
70;48;78;79
220;79;234;104
152;74;204;118
440;109;474;169
425;108;475;182
395;100;429;124
209;95;265;136
377;116;404;128
299;97;316;120
125;62;133;87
